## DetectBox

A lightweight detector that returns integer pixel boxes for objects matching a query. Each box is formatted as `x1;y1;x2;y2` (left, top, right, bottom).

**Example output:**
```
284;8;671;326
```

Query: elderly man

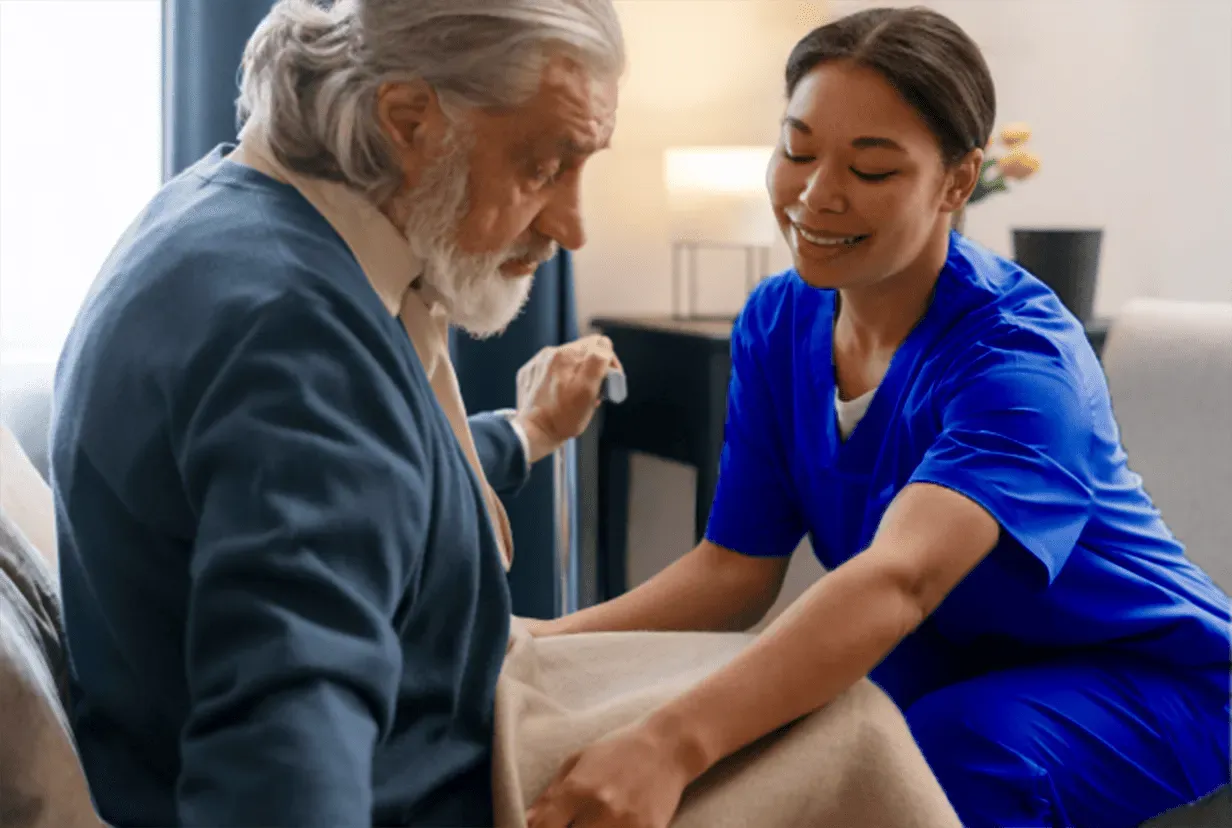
50;0;624;826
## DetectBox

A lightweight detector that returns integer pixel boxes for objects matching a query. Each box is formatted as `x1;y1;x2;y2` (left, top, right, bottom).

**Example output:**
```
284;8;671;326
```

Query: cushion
1;424;56;571
1102;299;1232;593
0;513;100;827
0;423;100;827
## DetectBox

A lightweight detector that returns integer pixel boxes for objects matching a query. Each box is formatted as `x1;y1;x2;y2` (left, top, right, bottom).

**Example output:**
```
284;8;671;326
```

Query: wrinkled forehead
482;55;619;157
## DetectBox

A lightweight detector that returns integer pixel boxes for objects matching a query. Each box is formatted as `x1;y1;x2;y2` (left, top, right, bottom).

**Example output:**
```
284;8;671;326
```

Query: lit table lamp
664;146;778;319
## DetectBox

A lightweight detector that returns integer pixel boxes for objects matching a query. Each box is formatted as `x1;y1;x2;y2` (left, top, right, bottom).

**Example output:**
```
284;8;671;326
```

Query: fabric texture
1101;299;1232;594
53;145;515;827
160;0;276;180
1;426;56;569
904;657;1231;827
451;252;581;619
706;232;1230;686
835;387;876;440
703;231;1231;821
0;426;101;828
491;620;962;828
470;411;533;497
232;131;520;570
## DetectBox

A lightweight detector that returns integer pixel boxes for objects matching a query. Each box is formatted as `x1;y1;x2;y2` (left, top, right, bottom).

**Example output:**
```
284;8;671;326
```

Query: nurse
526;7;1231;828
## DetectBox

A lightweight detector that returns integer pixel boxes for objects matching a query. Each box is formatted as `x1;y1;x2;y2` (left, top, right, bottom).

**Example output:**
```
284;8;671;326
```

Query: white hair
398;123;550;338
236;0;625;205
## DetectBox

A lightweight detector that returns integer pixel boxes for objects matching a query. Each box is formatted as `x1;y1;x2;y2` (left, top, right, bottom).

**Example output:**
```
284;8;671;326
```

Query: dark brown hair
785;6;996;166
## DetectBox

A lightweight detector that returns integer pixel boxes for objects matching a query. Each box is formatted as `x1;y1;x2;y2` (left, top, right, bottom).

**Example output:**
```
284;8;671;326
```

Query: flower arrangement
954;122;1041;232
970;122;1042;205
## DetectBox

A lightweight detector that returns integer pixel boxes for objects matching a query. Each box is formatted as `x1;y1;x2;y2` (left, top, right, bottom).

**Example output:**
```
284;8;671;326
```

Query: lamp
663;146;778;319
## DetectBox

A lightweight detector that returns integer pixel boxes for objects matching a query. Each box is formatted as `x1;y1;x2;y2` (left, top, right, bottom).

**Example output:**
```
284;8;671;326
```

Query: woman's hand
519;616;563;638
526;721;698;828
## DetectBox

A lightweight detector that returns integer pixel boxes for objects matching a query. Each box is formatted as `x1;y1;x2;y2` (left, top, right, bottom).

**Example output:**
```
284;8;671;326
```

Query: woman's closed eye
851;168;897;182
781;149;897;182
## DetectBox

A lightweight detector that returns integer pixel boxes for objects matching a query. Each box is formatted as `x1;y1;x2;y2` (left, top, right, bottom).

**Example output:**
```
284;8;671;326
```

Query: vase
1011;228;1103;323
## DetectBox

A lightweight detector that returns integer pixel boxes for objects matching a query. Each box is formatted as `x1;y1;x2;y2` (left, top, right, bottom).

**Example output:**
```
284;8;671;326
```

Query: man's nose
535;180;587;251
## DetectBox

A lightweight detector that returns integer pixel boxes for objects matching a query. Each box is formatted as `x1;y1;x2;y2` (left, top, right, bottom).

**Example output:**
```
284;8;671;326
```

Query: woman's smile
791;224;872;260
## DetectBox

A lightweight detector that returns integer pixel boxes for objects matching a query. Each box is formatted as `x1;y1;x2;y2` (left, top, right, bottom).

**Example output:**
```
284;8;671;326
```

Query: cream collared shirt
230;130;519;570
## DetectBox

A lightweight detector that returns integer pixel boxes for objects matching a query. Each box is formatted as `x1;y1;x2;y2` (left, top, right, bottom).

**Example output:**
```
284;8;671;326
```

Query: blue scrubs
705;232;1232;827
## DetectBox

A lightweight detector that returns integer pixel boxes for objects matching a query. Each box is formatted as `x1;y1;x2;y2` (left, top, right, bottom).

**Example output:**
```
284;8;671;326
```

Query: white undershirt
836;387;877;440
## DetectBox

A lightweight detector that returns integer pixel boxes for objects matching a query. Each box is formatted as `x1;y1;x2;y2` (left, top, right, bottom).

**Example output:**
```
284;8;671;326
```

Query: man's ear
375;80;448;185
942;147;984;213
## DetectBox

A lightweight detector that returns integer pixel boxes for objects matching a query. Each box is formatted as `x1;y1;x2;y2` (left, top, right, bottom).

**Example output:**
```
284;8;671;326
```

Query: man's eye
531;162;562;185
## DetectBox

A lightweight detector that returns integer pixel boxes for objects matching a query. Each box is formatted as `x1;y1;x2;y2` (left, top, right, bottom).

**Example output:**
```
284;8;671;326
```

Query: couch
1;298;1229;827
1103;299;1232;826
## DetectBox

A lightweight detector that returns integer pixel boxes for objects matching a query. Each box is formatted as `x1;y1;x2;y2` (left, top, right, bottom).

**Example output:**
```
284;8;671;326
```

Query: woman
525;7;1231;828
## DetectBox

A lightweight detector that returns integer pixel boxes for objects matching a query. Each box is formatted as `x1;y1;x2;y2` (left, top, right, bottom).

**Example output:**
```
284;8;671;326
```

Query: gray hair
237;0;625;203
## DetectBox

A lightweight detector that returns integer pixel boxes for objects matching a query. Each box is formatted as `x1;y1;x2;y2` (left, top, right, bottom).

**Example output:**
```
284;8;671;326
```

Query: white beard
401;127;555;339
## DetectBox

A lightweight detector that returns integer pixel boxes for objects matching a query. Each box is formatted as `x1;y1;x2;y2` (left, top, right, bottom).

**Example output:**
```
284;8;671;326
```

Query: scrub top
705;231;1232;707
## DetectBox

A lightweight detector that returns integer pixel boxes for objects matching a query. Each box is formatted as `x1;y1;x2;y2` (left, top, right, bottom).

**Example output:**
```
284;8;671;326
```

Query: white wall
916;0;1232;311
577;1;832;612
577;0;1232;614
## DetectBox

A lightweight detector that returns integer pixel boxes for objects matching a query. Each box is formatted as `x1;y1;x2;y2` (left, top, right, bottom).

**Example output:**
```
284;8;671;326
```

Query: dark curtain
161;0;580;618
161;0;276;180
451;254;580;620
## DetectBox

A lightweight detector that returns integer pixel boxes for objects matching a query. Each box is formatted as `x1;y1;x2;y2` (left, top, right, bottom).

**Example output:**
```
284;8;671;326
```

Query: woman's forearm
643;547;924;781
548;542;785;635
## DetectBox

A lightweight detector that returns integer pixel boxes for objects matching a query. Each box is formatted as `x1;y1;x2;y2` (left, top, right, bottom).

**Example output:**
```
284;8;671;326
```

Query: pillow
0;424;56;571
0;508;100;827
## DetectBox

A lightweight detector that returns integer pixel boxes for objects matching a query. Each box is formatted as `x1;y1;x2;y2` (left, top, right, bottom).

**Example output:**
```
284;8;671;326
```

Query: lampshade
663;146;778;246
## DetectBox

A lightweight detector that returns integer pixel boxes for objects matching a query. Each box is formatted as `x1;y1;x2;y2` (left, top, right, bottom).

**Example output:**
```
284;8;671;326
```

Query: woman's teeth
796;226;868;247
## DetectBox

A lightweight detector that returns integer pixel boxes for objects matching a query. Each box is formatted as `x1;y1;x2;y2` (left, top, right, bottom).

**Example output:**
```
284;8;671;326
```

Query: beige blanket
492;620;962;828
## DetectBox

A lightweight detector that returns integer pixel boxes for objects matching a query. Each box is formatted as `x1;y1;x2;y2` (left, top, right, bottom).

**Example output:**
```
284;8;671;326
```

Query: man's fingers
576;333;612;351
581;348;611;382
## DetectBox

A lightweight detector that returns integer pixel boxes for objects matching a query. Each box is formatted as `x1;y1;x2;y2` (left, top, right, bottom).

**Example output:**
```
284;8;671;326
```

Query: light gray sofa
1103;300;1232;826
1;298;1228;827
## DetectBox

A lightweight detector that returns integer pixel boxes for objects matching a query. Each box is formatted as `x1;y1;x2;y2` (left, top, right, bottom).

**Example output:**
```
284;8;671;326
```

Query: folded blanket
492;620;961;827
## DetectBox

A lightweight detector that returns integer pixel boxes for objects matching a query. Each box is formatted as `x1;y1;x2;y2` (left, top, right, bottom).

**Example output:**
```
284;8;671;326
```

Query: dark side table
590;315;1111;601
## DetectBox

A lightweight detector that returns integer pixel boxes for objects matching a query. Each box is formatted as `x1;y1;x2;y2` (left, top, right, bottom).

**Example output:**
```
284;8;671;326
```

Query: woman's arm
645;482;999;779
538;540;792;635
526;483;1000;828
643;355;1095;772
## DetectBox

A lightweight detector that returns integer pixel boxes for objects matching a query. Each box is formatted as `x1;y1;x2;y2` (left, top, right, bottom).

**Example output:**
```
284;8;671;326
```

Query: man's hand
514;335;622;464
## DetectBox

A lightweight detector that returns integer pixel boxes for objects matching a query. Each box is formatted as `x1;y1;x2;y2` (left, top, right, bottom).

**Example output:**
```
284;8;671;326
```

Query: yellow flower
997;147;1041;180
1000;122;1032;147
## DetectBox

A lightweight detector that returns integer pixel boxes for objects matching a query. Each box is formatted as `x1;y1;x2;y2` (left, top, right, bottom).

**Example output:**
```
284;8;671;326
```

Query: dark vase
1011;228;1103;322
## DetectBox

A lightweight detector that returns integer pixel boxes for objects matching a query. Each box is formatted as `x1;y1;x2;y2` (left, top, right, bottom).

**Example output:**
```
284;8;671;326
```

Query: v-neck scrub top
705;232;1231;705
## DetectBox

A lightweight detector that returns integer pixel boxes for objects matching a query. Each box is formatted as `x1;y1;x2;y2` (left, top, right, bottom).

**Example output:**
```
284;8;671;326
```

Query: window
0;0;162;370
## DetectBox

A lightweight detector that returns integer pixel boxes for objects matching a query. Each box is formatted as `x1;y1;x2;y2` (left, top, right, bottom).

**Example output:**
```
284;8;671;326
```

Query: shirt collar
230;125;430;319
